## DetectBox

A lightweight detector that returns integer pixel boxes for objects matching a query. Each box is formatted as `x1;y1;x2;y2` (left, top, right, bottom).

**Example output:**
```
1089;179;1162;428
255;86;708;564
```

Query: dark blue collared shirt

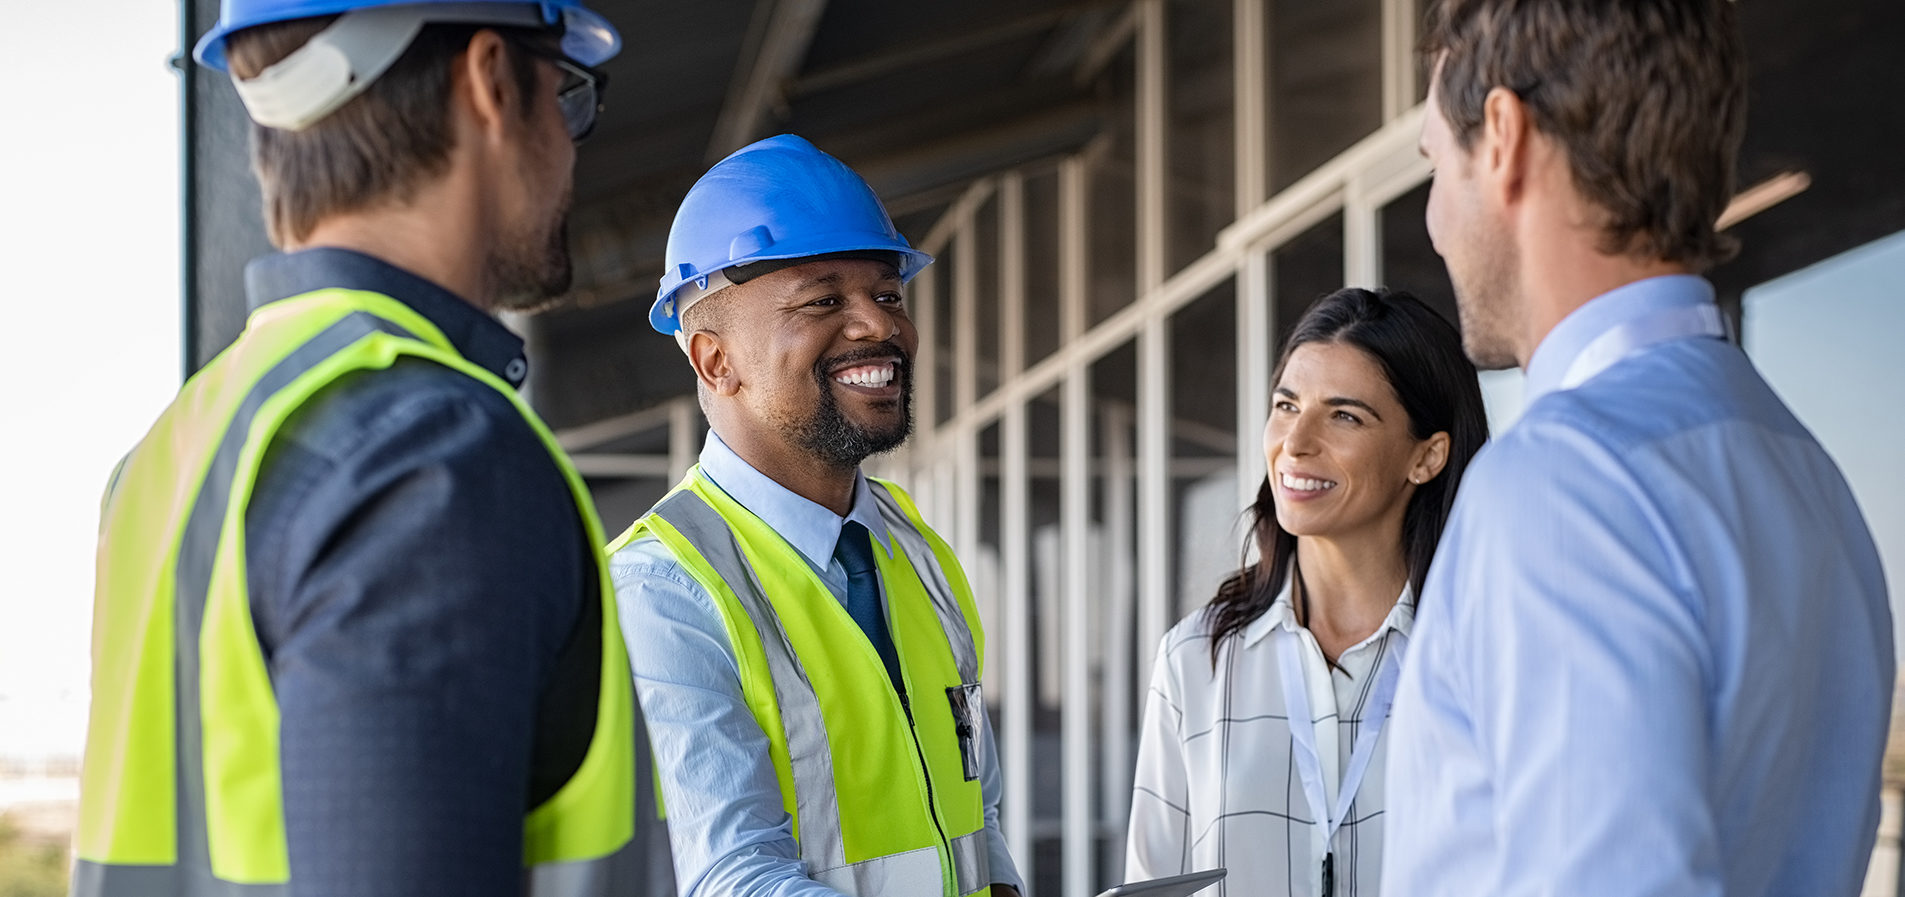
243;249;599;897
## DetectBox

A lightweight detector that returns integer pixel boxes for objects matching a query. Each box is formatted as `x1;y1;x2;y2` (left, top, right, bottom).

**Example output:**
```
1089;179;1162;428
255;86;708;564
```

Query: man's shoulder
273;356;536;463
247;356;576;568
1534;339;1807;446
1495;343;1791;477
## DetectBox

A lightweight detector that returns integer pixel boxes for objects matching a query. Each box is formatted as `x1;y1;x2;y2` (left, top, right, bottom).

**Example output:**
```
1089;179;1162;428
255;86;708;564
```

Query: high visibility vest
74;288;636;895
609;470;994;897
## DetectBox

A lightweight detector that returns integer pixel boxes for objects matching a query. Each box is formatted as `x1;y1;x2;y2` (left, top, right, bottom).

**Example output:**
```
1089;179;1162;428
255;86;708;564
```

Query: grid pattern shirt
1126;579;1414;897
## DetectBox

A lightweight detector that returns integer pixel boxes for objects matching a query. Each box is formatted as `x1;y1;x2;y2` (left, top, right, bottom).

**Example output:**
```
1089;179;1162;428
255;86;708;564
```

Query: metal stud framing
899;5;1435;894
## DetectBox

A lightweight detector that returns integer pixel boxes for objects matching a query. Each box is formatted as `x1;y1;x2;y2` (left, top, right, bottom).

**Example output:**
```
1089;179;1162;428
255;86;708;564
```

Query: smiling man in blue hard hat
606;134;1024;897
72;2;640;896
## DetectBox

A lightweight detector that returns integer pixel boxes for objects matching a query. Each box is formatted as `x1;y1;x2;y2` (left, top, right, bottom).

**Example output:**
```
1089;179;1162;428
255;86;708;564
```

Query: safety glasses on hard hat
518;42;609;143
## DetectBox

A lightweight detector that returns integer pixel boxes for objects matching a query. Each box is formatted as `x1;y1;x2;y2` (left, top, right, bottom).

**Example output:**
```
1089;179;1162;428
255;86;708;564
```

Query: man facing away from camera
1385;2;1893;895
74;2;640;894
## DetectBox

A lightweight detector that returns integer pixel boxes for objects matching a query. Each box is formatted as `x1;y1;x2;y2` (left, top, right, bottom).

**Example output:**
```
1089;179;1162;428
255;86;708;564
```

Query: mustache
814;341;913;378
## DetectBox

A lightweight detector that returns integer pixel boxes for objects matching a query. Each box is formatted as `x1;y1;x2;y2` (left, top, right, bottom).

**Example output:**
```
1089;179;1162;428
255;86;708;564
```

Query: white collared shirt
1126;577;1414;897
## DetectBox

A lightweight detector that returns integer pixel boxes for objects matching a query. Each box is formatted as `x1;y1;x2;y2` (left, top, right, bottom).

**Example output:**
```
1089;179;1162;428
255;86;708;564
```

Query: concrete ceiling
181;0;1905;439
528;0;1127;429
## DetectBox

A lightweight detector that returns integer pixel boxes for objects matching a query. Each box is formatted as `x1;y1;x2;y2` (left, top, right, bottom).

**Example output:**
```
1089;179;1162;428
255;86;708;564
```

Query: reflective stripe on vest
647;482;990;897
76;293;634;896
866;486;978;687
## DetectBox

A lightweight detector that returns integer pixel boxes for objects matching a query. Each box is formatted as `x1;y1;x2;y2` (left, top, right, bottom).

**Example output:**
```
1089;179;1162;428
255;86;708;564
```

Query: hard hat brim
649;242;934;335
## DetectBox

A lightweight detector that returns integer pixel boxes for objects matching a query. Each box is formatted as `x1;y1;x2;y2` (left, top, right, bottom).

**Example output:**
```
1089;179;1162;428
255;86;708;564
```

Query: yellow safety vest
74;288;636;895
609;470;993;897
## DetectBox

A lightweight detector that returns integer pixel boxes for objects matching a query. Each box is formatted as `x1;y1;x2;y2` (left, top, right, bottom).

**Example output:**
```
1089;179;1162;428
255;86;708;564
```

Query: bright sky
0;5;182;758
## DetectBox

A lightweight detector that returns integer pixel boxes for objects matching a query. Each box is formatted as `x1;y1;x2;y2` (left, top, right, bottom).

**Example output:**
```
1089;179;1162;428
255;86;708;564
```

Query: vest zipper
899;688;957;897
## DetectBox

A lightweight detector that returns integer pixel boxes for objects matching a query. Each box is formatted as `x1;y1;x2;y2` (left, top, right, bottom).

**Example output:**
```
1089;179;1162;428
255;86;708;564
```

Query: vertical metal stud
1382;0;1418;121
1235;0;1268;218
1060;127;1097;897
1237;251;1271;512
954;221;981;565
1100;402;1137;884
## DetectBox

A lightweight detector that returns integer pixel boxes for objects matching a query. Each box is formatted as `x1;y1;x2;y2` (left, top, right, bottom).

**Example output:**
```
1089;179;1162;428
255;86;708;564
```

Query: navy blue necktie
834;521;903;693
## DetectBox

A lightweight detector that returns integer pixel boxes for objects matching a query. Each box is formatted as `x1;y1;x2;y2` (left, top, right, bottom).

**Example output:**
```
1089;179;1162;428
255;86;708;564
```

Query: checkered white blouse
1124;580;1414;897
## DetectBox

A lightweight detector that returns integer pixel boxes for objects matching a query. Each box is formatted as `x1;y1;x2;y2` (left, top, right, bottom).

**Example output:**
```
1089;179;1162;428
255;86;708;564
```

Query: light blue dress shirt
1382;275;1894;897
610;432;1023;897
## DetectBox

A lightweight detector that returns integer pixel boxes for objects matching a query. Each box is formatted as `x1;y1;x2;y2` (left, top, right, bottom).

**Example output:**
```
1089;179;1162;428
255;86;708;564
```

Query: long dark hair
1207;287;1488;665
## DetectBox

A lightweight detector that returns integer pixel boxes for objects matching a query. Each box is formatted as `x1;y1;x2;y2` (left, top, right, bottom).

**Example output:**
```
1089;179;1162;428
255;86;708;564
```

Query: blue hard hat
651;134;934;335
193;0;620;72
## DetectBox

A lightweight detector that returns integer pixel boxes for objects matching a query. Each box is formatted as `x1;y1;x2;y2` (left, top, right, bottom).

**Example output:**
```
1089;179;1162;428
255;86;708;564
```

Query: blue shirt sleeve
611;536;1023;897
976;705;1022;893
247;361;593;897
1433;423;1724;896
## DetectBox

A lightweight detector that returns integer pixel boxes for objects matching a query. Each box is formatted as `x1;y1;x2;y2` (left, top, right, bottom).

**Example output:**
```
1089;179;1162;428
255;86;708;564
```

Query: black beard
793;342;914;469
489;200;574;313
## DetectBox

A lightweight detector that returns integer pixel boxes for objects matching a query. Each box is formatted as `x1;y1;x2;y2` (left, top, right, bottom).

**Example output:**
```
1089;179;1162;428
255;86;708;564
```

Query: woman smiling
1124;287;1487;897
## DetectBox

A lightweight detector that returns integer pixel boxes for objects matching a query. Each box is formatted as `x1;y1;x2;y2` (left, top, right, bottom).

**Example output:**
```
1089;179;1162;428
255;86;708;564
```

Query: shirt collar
697;429;894;568
1522;274;1716;406
244;248;531;388
1241;568;1416;649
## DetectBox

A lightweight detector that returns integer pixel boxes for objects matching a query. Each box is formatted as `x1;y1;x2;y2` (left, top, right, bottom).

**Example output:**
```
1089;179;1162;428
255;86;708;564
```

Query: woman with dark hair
1124;287;1487;897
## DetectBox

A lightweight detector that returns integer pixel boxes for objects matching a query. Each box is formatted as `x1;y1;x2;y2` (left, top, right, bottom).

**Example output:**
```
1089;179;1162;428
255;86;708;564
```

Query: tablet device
1093;868;1226;897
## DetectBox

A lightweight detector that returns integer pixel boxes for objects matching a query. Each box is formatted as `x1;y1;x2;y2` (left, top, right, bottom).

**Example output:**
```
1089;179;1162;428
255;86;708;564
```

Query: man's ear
688;330;739;397
452;29;519;145
1479;85;1531;206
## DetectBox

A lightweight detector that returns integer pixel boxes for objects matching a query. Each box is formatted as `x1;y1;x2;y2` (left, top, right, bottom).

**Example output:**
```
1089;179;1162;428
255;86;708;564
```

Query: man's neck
714;424;859;517
289;193;493;313
1293;528;1408;662
1512;214;1692;368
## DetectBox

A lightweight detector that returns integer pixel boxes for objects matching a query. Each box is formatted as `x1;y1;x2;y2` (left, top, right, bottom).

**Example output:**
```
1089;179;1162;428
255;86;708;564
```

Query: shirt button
504;357;528;383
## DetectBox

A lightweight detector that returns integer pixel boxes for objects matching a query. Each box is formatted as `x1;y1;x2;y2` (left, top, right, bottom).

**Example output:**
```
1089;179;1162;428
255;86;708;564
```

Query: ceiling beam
706;0;831;162
560;98;1101;310
786;2;1115;100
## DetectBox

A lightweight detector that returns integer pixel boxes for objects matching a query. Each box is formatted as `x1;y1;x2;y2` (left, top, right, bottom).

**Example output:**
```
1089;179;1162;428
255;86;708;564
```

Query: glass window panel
1744;229;1905;663
1169;278;1240;624
1167;0;1236;276
974;196;1002;399
931;238;956;426
1271;211;1346;352
1266;0;1383;192
1023;385;1063;897
1089;46;1140;327
1024;168;1064;368
1379;181;1457;325
977;422;1004;694
1088;340;1139;886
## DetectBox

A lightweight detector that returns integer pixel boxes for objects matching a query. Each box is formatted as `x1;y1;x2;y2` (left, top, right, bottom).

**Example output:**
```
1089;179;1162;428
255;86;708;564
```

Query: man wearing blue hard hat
73;2;640;896
607;134;1024;897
